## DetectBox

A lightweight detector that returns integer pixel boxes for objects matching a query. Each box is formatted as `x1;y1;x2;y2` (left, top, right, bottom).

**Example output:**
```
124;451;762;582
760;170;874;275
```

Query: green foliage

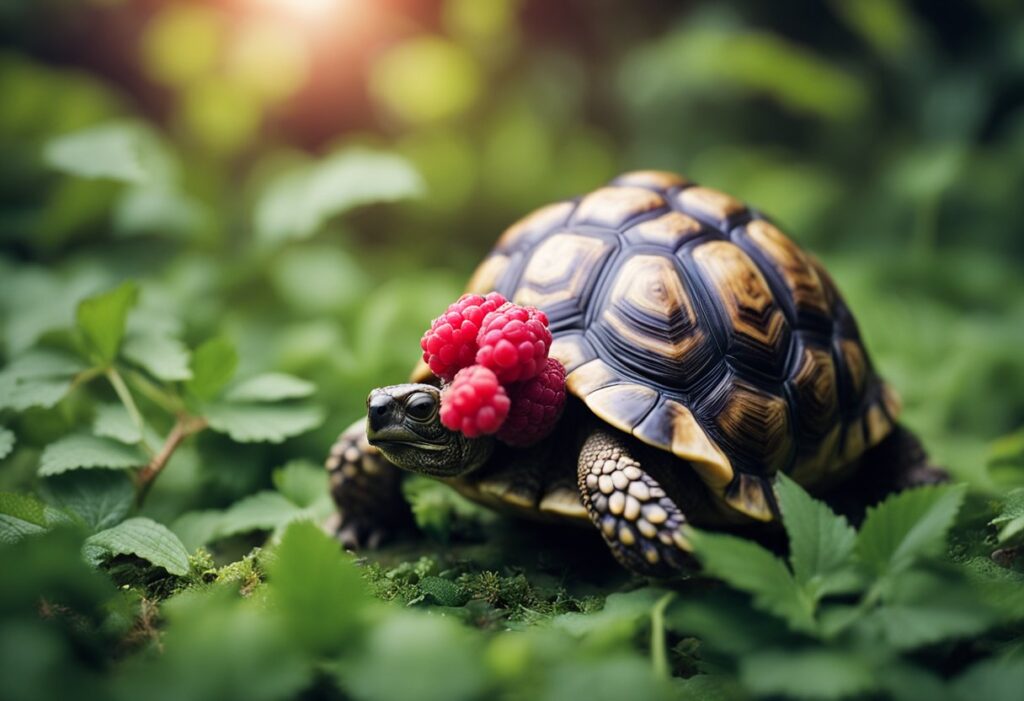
42;471;135;532
186;336;238;401
38;434;146;476
83;517;191;576
76;280;138;363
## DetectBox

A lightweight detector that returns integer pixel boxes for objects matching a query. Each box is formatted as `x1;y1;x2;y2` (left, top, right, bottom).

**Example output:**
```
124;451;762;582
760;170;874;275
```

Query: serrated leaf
39;433;146;476
43;121;169;184
272;460;328;508
42;470;135;532
186;335;238;400
226;373;316;402
0;348;86;411
76;280;139;363
0;492;53;544
215;491;304;538
739;649;877;700
256;147;423;244
0;427;14;460
777;474;859;598
416;576;468;607
204;403;324;443
553;587;668;639
122;330;192;381
857;484;967;575
688;527;815;632
990;488;1024;544
83;517;190;575
268;521;369;653
93;403;143;444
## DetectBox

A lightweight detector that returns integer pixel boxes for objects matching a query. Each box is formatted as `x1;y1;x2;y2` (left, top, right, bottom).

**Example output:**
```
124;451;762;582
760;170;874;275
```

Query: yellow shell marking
693;241;787;351
715;382;792;475
614;170;691;190
573;186;666;228
676;186;746;221
514;233;611;309
464;255;509;296
745;220;830;317
497;201;574;251
628;211;703;248
660;399;733;490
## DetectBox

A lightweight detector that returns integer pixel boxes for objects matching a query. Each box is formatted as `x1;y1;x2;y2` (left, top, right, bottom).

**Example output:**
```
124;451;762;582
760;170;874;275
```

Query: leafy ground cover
4;1;1024;698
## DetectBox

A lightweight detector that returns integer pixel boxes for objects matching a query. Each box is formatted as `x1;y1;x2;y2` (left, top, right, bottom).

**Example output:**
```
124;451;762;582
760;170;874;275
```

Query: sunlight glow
249;0;341;23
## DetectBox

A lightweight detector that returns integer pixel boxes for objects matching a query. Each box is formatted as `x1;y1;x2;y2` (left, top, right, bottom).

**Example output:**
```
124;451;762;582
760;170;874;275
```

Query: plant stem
106;366;152;453
135;415;207;507
650;591;676;680
124;368;185;415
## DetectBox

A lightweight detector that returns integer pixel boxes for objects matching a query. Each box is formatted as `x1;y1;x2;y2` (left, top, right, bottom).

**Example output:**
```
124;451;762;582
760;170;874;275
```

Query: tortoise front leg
577;427;693;577
325;419;412;550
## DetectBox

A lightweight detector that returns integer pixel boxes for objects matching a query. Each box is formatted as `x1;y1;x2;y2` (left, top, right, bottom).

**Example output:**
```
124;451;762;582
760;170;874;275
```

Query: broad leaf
990;487;1024;544
215;491;305;537
272;460;329;508
186;335;238;400
0;348;86;411
688;527;814;632
204;403;324;443
170;510;224;553
0;492;55;544
93;403;143;444
857;484;967;575
123;329;192;381
83;517;190;576
76;280;139;363
0;426;14;460
43;121;170;184
776;474;859;598
255;147;423;243
42;470;135;532
739;649;877;700
226;373;316;402
267;521;369;654
39;433;146;476
953;657;1024;701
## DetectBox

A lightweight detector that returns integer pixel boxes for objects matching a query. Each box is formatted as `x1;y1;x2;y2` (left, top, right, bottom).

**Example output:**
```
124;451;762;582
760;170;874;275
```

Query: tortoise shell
415;171;900;522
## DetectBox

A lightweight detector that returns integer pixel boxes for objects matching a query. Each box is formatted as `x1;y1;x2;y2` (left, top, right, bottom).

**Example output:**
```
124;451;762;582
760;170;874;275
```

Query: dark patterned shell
419;171;900;522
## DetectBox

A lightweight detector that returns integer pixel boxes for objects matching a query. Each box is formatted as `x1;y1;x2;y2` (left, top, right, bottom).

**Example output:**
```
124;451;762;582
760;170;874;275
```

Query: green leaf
776;474;860;598
416;576;468;607
93;403;143;444
42;470;135;532
687;527;815;632
215;491;305;538
0;348;86;411
0;492;53;544
267;520;369;654
122;329;192;381
553;588;667;640
42;121;170;184
739;649;877;700
272;460;329;508
83;517;190;576
856;484;967;575
255;147;423;244
203;402;324;443
953;657;1024;701
338;612;487;701
226;373;316;402
0;426;14;460
186;335;238;400
76;280;139;363
170;510;224;553
988;427;1024;486
38;433;146;476
990;487;1024;544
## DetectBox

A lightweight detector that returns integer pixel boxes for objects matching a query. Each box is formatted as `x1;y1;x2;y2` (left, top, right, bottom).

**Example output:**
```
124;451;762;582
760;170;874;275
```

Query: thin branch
106;366;151;453
135;415;207;506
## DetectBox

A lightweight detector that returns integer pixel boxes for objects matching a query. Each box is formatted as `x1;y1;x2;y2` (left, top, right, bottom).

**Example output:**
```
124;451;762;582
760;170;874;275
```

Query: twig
106;367;151;453
135;415;207;506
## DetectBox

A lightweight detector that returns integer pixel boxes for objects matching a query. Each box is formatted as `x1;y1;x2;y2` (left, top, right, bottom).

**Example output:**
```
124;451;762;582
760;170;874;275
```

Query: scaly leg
577;428;693;577
325;419;412;550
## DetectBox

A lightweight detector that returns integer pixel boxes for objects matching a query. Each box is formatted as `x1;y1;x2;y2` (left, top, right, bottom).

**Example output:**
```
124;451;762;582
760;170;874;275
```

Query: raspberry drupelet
475;303;552;384
497;358;567;447
439;365;511;438
420;292;507;381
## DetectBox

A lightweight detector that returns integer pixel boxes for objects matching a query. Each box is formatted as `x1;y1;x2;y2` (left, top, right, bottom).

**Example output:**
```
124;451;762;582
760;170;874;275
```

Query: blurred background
2;0;1024;506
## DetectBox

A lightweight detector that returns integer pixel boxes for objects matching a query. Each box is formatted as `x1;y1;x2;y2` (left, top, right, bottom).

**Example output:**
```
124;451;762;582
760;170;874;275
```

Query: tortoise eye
405;393;437;421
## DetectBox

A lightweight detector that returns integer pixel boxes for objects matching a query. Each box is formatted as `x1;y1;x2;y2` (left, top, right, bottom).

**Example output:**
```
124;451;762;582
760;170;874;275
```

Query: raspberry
497;358;567;446
440;365;510;438
420;292;507;381
475;303;552;383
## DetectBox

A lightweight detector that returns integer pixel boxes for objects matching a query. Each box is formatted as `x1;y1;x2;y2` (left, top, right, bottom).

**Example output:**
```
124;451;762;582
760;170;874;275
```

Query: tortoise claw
335;517;390;551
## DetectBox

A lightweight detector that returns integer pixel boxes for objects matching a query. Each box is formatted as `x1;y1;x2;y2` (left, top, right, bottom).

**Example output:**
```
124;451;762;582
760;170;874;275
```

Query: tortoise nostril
368;392;396;432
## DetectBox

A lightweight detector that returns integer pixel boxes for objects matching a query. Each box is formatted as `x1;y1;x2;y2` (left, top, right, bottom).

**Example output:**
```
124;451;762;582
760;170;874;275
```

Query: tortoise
325;170;945;576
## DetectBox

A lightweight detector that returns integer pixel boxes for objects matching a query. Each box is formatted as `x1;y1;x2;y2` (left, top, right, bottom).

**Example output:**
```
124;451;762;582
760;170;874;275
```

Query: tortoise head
365;383;493;478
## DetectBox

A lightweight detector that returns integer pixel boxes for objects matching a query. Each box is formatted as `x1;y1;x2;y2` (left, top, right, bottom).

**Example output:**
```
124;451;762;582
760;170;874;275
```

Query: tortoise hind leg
577;427;693;577
326;420;413;550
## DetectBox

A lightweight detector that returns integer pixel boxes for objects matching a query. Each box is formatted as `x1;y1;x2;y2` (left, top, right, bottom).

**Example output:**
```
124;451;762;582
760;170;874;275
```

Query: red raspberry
420;292;507;381
440;365;510;438
475;303;552;384
497;358;567;446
